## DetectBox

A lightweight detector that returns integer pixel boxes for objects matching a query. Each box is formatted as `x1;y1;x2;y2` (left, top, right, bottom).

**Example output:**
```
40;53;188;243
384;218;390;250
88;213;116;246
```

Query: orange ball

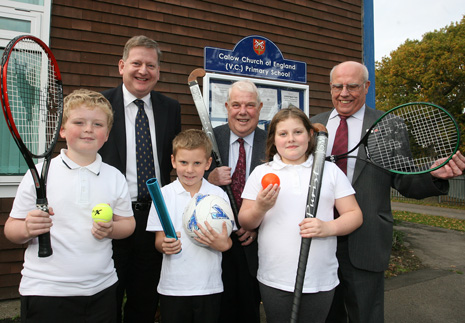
261;173;280;189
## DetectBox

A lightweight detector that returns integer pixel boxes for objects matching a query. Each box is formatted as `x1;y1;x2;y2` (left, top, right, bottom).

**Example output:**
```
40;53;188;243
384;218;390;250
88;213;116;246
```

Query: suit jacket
311;107;449;272
207;124;267;275
210;124;267;175
99;84;181;187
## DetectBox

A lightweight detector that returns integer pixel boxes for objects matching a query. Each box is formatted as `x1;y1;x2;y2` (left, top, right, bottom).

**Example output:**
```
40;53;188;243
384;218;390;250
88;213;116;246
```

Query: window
0;0;51;197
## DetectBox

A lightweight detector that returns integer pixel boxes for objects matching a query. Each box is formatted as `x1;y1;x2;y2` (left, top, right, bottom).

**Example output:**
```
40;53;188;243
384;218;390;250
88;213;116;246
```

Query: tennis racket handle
38;232;52;257
36;200;53;257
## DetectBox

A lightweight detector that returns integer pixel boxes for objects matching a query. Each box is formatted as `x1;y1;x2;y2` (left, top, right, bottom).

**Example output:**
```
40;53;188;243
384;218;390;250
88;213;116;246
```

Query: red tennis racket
1;35;63;257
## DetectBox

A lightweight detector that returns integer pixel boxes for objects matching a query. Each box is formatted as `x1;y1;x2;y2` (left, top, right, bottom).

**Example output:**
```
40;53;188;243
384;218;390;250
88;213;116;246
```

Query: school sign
204;35;307;84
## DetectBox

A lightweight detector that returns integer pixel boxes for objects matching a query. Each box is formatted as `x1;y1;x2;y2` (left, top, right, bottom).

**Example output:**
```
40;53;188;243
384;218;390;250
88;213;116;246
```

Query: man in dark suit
311;61;465;323
99;35;181;323
206;80;266;323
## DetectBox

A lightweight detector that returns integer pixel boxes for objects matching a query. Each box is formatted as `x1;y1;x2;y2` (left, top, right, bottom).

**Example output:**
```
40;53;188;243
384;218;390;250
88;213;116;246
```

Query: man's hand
431;151;465;179
207;166;232;186
236;227;257;246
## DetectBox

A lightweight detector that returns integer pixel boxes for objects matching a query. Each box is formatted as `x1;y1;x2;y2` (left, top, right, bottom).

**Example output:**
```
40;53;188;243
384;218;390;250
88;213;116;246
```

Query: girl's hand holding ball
257;173;280;213
261;173;280;189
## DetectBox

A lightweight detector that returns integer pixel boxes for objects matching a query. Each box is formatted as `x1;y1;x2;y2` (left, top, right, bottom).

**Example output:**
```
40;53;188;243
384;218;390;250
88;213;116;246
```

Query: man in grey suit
311;61;465;323
207;80;265;323
99;35;181;322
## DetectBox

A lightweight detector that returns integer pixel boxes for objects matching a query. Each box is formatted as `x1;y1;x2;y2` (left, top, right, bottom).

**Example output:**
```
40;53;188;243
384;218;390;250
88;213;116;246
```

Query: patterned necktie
231;138;246;209
134;99;155;201
332;115;349;220
331;115;349;174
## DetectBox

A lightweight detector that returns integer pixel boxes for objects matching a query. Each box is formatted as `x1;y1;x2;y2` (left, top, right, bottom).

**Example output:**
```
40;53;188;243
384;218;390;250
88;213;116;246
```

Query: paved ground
0;299;19;321
387;202;465;323
1;202;464;322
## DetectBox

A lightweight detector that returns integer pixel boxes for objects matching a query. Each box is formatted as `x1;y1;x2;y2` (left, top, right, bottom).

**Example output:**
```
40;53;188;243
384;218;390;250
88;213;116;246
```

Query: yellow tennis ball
91;203;113;223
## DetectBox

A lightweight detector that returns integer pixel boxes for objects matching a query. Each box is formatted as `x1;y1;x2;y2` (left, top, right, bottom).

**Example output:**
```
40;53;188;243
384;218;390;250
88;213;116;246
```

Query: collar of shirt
59;149;102;175
172;177;209;196
329;104;366;121
229;130;255;177
229;131;255;147
270;153;313;170
327;104;366;146
327;104;366;183
122;84;151;110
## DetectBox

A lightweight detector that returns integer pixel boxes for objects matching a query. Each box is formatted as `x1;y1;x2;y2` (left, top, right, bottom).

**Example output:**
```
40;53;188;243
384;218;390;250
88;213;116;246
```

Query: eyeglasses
330;83;365;94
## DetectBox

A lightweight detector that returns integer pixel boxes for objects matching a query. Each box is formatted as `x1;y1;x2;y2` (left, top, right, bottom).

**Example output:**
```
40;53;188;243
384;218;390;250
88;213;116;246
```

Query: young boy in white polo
146;129;233;323
4;89;135;322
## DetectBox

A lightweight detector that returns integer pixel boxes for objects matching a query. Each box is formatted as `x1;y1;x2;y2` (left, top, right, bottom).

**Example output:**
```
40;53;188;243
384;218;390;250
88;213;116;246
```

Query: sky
374;0;464;62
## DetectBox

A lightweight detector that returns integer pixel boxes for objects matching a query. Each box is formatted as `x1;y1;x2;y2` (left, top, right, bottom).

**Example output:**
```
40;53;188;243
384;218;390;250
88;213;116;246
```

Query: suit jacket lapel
218;125;230;165
150;92;165;165
250;128;266;172
112;85;128;171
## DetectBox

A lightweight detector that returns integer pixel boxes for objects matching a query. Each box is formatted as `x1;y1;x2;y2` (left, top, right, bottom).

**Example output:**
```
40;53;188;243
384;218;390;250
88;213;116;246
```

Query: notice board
202;73;309;130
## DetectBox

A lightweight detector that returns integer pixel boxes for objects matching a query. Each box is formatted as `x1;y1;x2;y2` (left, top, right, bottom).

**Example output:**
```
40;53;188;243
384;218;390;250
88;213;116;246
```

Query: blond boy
5;89;135;322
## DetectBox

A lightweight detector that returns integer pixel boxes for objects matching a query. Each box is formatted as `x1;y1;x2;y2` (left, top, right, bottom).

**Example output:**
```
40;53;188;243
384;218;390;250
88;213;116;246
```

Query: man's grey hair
227;80;261;105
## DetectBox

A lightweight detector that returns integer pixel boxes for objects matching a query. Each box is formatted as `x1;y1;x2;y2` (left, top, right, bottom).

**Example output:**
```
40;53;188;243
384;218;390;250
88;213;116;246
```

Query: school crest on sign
204;35;307;83
253;38;266;55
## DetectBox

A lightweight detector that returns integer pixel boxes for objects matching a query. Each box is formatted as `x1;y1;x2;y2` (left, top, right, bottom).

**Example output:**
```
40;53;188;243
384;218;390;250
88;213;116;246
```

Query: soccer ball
182;193;235;246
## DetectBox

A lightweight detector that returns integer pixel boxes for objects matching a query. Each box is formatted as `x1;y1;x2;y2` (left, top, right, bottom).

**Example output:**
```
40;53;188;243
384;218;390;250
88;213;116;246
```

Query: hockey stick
290;124;328;323
188;68;240;222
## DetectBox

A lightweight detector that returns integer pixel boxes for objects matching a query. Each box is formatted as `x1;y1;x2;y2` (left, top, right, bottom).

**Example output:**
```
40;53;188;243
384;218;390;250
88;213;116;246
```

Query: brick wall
0;198;24;300
50;0;362;122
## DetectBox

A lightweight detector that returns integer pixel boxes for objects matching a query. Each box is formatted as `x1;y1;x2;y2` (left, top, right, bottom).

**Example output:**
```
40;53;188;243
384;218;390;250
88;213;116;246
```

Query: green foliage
386;228;423;278
391;227;405;250
376;16;465;152
391;197;465;209
393;211;465;232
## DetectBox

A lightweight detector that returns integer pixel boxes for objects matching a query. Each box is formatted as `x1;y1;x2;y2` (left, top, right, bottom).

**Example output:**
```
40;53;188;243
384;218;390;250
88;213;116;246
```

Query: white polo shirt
146;178;231;296
242;154;355;293
10;150;133;296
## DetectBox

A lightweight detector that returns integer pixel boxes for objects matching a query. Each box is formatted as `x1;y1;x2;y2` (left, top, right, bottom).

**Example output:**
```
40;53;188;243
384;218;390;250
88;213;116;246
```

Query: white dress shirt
325;105;366;183
122;85;161;201
228;131;255;180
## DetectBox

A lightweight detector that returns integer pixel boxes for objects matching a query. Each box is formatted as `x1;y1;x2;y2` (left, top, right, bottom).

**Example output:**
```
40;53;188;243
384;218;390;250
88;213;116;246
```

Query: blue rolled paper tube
146;178;177;239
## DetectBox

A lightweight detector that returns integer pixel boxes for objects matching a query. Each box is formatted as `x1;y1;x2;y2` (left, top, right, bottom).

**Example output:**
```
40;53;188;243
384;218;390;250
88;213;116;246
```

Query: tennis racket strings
366;103;459;173
5;38;61;158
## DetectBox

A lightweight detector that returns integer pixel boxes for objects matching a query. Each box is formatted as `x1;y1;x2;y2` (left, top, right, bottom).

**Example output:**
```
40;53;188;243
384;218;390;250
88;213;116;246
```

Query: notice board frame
202;73;309;130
